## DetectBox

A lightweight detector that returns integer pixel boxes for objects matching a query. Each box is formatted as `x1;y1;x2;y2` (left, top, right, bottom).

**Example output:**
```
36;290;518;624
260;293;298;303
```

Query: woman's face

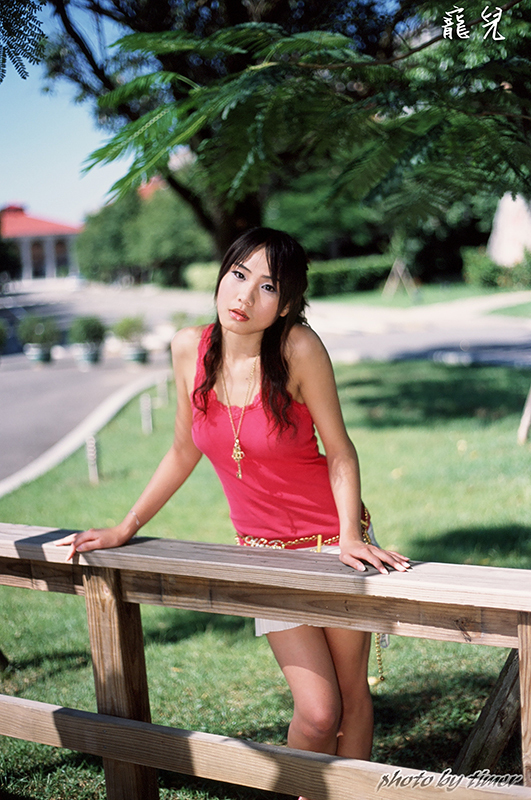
216;247;288;336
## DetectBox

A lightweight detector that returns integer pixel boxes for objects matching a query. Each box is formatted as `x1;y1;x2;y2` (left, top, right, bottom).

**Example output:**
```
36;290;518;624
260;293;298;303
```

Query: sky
0;12;130;227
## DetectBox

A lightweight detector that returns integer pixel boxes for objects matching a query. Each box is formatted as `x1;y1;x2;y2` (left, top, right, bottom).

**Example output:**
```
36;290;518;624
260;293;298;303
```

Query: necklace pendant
232;438;244;479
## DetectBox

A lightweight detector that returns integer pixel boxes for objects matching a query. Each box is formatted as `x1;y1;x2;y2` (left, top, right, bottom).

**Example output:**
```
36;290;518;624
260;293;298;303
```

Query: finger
340;554;368;572
54;534;77;547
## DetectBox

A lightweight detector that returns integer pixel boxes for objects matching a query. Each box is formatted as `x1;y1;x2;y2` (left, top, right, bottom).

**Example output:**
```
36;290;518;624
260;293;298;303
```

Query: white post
86;436;99;485
140;393;153;435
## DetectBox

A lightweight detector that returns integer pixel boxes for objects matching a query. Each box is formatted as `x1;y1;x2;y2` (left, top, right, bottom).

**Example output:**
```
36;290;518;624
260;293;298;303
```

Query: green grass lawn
322;283;506;307
490;301;531;318
1;360;530;799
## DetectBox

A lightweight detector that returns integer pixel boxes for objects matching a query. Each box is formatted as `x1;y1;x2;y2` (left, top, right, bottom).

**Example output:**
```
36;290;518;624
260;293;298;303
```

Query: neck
221;328;262;363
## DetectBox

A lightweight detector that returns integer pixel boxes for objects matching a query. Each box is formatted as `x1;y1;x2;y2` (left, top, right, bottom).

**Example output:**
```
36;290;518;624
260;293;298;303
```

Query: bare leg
324;627;373;759
267;625;372;800
266;625;342;755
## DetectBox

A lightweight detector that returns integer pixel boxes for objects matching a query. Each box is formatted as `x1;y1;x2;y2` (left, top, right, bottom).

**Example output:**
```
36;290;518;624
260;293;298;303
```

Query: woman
56;227;409;799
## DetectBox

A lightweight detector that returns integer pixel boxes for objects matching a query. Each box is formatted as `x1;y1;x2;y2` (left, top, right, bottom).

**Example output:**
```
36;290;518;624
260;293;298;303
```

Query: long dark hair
193;227;309;431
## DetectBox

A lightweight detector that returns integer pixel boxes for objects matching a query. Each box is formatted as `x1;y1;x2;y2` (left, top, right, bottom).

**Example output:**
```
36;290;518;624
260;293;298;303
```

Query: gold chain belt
236;505;370;552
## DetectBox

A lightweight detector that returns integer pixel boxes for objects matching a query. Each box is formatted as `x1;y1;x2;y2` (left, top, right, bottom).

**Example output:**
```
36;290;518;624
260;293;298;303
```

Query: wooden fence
1;521;531;800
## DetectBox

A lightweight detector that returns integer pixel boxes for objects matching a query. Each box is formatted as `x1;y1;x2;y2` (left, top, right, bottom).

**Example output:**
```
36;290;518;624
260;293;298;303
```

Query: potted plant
69;316;107;365
17;315;61;363
113;315;149;363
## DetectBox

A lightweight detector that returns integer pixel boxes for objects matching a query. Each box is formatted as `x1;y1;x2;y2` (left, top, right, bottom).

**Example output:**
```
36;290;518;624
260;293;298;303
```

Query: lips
229;308;249;322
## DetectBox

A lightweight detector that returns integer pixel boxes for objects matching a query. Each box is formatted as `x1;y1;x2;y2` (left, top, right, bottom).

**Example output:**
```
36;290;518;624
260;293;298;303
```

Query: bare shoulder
286;323;331;367
171;325;205;361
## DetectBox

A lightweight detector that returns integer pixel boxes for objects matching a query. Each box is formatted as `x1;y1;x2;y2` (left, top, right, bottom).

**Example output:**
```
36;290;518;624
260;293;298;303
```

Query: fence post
519;612;531;787
83;567;159;800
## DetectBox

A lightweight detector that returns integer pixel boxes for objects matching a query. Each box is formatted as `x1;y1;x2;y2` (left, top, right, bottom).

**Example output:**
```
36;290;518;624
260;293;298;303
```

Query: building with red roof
0;205;82;280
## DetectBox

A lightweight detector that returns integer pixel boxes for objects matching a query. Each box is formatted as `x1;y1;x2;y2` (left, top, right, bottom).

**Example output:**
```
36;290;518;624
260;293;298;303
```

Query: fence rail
1;522;530;800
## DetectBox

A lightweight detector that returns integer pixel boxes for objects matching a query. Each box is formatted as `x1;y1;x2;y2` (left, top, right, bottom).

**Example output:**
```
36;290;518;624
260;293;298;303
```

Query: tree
76;182;214;284
42;1;426;255
84;0;530;249
0;0;45;82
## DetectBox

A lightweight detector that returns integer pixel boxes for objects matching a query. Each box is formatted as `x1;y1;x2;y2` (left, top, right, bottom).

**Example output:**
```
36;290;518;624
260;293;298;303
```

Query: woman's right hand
54;524;133;562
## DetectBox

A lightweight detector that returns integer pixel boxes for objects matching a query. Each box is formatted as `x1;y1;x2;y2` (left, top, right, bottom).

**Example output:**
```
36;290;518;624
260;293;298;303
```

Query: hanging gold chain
362;527;385;683
220;356;259;479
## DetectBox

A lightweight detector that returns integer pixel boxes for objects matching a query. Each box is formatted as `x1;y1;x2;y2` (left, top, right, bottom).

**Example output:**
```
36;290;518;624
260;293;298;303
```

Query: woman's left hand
339;541;410;575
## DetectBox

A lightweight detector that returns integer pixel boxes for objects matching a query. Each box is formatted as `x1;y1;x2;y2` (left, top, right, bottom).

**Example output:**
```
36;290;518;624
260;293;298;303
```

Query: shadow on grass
410;524;531;568
337;363;531;427
142;609;253;646
372;672;522;776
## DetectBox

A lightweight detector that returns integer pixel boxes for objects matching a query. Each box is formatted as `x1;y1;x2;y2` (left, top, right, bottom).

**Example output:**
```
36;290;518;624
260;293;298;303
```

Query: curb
0;368;171;499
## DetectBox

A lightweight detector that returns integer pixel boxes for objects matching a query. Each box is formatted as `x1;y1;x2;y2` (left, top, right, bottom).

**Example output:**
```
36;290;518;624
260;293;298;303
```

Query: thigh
266;625;341;713
324;627;371;705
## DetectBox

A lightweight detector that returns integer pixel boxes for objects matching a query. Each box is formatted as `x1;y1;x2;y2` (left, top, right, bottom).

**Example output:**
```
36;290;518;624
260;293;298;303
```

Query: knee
295;702;341;742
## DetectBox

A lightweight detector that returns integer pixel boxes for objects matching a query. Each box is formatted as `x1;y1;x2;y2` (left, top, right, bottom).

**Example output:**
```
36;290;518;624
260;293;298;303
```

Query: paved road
1;280;530;487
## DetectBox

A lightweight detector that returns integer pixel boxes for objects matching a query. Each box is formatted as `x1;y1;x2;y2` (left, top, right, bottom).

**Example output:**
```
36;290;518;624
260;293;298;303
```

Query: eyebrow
234;262;275;283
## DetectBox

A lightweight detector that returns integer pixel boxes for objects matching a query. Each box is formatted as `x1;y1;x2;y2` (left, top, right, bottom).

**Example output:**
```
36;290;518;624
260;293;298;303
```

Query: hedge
462;247;531;289
307;254;393;297
183;254;393;298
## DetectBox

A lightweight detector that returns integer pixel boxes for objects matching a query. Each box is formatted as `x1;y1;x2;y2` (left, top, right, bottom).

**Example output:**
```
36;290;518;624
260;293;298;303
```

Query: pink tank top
191;325;340;548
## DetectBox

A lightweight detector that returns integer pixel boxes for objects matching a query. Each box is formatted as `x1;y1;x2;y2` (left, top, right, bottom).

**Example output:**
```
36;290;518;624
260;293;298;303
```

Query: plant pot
74;343;102;365
24;343;52;363
122;343;149;364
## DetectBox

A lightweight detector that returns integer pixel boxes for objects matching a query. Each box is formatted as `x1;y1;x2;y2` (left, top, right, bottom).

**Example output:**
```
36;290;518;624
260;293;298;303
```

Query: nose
238;282;255;306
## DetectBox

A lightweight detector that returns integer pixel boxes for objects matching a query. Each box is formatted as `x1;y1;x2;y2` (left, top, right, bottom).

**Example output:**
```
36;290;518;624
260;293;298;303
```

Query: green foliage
17;316;60;347
68;316;107;345
463;247;531;289
265;169;389;258
501;250;531;289
113;315;146;342
77;186;214;285
0;0;45;82
183;261;219;292
76;192;142;283
82;4;531;250
308;254;393;297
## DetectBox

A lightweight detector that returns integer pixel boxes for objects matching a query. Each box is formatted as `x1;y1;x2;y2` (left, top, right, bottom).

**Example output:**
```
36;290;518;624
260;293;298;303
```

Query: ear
279;303;290;318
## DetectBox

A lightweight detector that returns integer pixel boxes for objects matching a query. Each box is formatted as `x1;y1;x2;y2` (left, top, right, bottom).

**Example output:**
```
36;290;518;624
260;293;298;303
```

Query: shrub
17;316;61;347
508;250;531;289
462;247;502;287
113;316;147;342
463;247;531;289
183;262;220;292
69;316;107;345
307;254;393;297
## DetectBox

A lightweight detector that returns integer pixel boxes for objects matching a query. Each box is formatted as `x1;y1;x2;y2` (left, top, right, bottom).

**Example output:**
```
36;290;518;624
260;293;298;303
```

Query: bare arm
290;326;409;574
55;327;203;560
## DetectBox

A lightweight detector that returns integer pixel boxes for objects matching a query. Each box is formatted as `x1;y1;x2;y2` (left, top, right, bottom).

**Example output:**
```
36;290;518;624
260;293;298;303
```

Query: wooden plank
1;695;530;800
121;572;519;647
1;524;531;613
83;567;158;800
453;649;520;774
519;613;531;786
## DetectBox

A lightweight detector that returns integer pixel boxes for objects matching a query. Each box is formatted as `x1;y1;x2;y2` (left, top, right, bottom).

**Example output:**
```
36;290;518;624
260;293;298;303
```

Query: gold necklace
220;356;259;480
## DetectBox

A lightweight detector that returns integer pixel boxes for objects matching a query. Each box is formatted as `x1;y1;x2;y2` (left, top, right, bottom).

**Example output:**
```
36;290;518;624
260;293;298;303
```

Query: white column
19;237;33;280
44;237;57;279
66;235;79;275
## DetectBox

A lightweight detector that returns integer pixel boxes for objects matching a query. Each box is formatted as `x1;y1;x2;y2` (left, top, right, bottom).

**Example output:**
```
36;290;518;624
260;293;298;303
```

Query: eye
231;269;245;280
262;283;277;293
